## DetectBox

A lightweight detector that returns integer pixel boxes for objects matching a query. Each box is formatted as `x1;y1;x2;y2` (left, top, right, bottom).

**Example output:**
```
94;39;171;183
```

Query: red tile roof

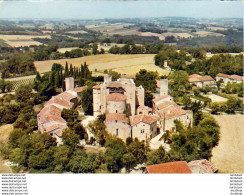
153;95;173;104
188;159;218;173
137;105;152;111
38;105;66;124
130;114;159;126
216;73;243;81
45;96;74;109
189;74;200;78
92;85;101;89
44;124;68;133
159;103;190;120
56;91;76;102
189;75;214;82
105;113;129;123
199;76;215;82
189;77;201;82
230;74;244;81
106;93;126;101
156;101;177;111
146;161;192;174
216;73;231;78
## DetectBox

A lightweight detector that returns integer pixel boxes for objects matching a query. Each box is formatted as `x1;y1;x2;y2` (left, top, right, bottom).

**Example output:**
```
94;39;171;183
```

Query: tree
88;118;107;146
92;44;98;55
15;84;32;103
211;103;220;114
146;146;167;165
53;145;73;172
182;94;192;109
168;71;189;97
81;86;93;115
122;153;137;172
105;137;127;173
135;69;158;92
127;138;148;164
62;129;80;147
68;148;98;173
51;63;63;71
61;108;78;122
145;91;153;107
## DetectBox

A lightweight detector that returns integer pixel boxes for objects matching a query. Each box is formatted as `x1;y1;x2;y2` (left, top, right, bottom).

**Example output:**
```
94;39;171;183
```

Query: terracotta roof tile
230;74;244;81
130;114;159;126
137;105;152;111
92;85;101;89
44;124;68;133
153;95;173;104
189;77;201;82
156;101;177;111
189;75;214;82
38;105;66;124
216;73;231;78
188;159;218;173
45;96;74;109
106;93;126;101
56;91;76;102
105;113;129;123
159;104;191;119
199;76;215;82
146;161;192;174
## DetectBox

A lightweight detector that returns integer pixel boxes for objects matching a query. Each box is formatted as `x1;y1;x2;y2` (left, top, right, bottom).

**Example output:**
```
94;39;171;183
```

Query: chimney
65;77;74;91
160;79;168;96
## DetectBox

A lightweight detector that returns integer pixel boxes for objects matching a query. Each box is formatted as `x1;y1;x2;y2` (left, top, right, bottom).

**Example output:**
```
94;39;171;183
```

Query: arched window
116;128;118;136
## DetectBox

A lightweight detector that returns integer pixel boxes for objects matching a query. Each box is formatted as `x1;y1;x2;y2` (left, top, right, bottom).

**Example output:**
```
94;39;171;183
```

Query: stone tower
104;76;112;84
160;79;168;96
65;77;74;91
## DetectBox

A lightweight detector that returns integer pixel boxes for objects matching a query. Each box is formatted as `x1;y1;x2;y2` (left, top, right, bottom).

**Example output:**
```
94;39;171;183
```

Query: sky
0;0;243;19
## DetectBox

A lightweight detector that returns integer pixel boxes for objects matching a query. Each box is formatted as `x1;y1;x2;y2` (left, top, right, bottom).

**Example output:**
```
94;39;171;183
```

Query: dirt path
211;114;244;173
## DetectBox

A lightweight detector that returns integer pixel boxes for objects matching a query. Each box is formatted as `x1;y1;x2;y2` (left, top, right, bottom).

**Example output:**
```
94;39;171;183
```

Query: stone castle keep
93;76;144;117
92;76;192;142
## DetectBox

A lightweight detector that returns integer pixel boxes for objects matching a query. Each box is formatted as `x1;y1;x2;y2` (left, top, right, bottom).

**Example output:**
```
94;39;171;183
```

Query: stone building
130;114;159;141
105;113;131;141
93;76;144;117
216;73;244;86
153;82;193;132
37;77;86;144
189;74;216;88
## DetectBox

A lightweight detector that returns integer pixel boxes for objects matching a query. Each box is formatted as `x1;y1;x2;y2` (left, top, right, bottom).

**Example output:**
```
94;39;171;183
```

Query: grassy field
0;124;13;173
0;39;9;47
0;35;51;47
211;114;244;173
34;54;170;76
